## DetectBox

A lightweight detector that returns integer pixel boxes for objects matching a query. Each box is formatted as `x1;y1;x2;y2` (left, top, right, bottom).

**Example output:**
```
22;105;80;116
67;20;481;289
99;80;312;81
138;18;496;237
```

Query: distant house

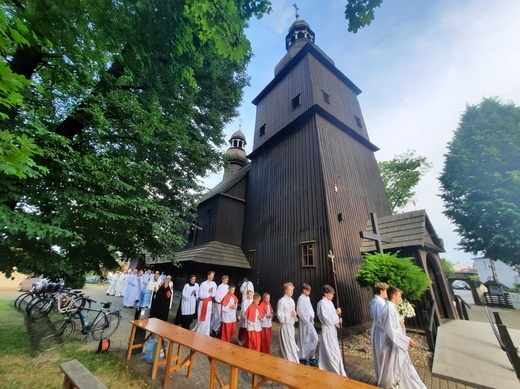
473;258;520;289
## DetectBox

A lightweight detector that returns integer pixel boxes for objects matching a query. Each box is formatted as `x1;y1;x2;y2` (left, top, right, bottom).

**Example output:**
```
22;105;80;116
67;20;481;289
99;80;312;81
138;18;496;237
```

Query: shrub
355;252;431;301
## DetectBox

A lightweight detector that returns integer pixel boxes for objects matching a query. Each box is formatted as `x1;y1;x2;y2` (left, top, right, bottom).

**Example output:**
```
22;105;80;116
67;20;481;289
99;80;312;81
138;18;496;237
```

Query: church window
301;241;315;267
322;90;330;104
248;250;256;269
259;124;266;137
355;116;363;128
292;94;301;110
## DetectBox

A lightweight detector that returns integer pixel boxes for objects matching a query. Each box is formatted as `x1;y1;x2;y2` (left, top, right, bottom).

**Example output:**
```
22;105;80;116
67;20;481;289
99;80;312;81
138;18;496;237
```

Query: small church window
259;124;266;137
248;250;256;269
301;241;315;267
355;116;363;129
292;94;301;110
322;90;330;104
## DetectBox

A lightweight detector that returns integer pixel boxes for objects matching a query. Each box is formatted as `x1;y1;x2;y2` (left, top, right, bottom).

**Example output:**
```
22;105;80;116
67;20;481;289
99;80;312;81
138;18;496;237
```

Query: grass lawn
0;299;153;388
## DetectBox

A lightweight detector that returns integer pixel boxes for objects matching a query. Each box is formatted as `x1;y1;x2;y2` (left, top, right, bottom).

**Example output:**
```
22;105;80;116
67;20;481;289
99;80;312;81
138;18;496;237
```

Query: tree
378;150;432;213
440;258;455;277
344;0;384;33
0;0;271;283
439;97;520;266
355;252;431;301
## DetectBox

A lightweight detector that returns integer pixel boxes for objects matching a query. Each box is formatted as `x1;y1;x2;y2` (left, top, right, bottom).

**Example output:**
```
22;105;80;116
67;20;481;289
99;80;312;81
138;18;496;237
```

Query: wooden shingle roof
360;210;445;253
199;163;251;204
174;241;251;269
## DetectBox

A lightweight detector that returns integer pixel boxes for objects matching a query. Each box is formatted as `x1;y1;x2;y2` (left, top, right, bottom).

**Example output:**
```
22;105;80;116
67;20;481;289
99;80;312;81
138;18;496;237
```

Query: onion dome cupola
223;129;249;181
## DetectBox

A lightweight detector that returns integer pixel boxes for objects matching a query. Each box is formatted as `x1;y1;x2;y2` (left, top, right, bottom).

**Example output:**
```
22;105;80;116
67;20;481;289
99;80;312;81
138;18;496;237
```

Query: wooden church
168;18;457;326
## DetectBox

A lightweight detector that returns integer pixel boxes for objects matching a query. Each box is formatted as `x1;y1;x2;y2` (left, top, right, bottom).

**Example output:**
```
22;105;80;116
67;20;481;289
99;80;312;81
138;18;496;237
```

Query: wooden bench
60;359;107;389
127;318;376;389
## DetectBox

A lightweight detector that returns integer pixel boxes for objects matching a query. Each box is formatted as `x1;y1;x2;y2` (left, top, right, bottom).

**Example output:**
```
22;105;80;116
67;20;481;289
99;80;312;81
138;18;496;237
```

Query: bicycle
37;298;122;352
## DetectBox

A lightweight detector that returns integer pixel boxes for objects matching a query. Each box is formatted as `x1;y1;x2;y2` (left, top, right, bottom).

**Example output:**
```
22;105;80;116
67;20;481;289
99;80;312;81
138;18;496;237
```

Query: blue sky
203;0;520;267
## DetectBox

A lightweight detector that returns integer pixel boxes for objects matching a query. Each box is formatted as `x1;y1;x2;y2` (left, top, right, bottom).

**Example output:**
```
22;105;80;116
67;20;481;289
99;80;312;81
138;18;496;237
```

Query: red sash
199;296;212;321
221;293;238;313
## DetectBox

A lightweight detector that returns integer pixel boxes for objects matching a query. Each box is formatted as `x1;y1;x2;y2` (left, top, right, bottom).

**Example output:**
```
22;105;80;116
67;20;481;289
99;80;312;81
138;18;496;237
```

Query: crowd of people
107;269;425;388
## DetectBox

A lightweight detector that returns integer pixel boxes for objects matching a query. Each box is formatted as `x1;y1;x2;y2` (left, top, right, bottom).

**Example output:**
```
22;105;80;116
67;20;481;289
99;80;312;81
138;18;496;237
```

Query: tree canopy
0;0;271;282
355;252;431;301
344;0;384;33
439;97;520;266
378;150;432;213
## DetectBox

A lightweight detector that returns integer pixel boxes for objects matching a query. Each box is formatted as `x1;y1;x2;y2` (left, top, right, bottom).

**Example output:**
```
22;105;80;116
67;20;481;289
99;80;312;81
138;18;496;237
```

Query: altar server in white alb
378;286;426;389
316;284;347;377
210;275;229;337
296;283;319;366
175;275;199;329
276;282;300;363
192;271;217;336
370;282;388;384
240;277;254;303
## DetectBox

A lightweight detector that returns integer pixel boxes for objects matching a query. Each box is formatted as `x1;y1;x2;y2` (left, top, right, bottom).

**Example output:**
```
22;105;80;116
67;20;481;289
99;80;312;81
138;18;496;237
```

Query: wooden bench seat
127;318;376;389
60;359;107;389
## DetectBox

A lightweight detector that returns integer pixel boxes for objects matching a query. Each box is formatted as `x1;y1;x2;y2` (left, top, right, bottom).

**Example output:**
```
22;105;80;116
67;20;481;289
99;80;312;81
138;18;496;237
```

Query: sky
203;0;520;267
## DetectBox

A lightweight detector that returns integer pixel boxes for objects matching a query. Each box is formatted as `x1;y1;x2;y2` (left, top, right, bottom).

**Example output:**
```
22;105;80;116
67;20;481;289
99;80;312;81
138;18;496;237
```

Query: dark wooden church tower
242;19;392;326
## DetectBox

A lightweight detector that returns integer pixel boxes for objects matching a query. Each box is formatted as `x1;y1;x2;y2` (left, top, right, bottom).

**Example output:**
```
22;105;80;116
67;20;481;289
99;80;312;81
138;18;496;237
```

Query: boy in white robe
370;282;388;384
192;271;217;336
296;283;319;366
379;286;426;389
316;284;347;377
276;282;300;363
210;275;229;336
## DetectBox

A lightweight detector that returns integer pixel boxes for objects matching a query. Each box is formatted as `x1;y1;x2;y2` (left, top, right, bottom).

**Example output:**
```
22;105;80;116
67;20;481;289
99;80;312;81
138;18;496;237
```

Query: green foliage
378;150;432;212
344;0;384;33
441;258;455;276
355;252;431;300
439;97;520;266
510;282;520;293
0;0;271;279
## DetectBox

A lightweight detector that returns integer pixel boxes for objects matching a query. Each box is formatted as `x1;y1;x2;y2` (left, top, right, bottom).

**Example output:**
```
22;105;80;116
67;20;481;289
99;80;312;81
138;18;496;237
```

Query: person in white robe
166;275;174;309
240;277;254;303
296;283;319;366
371;282;388;384
106;271;120;296
175;275;199;329
115;269;128;297
210;275;229;336
378;286;426;389
123;269;139;308
192;271;217;336
276;282;300;363
145;272;161;308
316;284;347;377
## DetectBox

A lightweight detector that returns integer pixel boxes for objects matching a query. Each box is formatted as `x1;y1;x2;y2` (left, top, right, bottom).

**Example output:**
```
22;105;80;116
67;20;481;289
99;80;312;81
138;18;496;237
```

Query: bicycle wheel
14;293;33;311
91;312;121;340
38;318;75;351
27;298;55;322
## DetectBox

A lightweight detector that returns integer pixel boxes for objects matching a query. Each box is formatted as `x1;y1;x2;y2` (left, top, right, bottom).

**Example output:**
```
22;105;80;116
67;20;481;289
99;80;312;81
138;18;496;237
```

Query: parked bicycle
37;297;121;351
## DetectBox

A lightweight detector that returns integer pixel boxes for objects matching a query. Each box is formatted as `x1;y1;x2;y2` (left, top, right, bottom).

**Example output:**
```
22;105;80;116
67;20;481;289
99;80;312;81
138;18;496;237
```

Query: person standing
150;281;172;322
115;269;128;297
259;292;274;354
123;269;139;308
297;283;319;366
238;289;254;346
211;275;229;337
378;286;426;389
106;271;120;296
240;277;254;303
144;272;161;308
317;284;347;377
220;284;239;342
175;275;199;329
245;293;264;351
166;275;174;309
276;282;300;363
370;282;388;384
192;271;217;336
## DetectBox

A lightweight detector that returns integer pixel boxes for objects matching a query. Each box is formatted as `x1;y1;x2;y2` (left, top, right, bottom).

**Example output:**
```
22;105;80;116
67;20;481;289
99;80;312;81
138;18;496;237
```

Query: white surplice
276;295;300;363
192;279;217;336
296;293;318;360
316;297;347;377
371;295;387;383
379;301;426;389
211;282;229;332
181;282;199;315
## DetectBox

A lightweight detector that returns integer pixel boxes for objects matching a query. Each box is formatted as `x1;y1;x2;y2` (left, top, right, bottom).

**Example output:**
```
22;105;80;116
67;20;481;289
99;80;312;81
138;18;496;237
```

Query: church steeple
222;129;249;181
285;19;315;51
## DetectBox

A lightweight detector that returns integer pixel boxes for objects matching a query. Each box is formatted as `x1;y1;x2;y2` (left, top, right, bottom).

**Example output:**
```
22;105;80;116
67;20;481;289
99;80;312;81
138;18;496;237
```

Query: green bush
355;252;431;301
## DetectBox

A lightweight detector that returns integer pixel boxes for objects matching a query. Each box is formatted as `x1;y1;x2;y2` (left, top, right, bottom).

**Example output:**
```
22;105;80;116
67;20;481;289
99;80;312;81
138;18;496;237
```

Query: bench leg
151;335;163;380
126;324;138;360
229;366;239;389
163;341;176;388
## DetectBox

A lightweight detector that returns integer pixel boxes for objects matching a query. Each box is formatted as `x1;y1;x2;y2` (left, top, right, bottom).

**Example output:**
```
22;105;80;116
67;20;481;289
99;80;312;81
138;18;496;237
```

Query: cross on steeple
359;213;392;254
293;3;300;20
